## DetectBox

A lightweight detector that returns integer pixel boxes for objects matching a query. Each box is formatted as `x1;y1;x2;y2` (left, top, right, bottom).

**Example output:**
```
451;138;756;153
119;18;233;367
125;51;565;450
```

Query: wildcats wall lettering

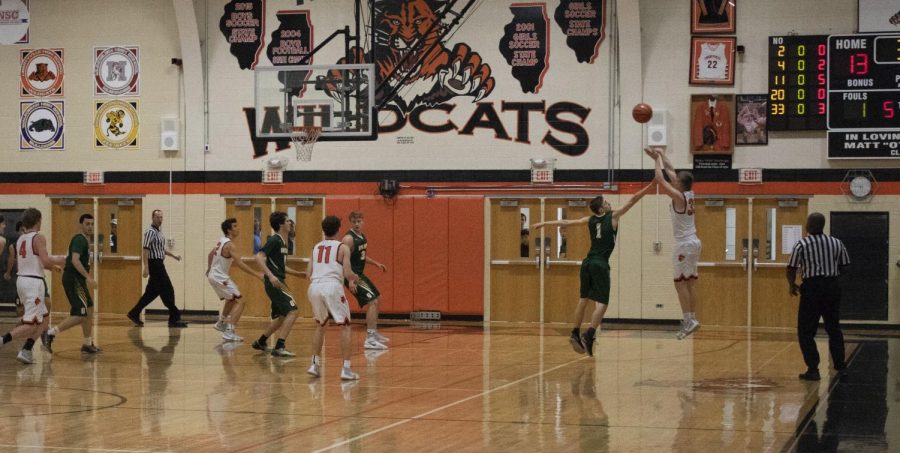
246;100;590;158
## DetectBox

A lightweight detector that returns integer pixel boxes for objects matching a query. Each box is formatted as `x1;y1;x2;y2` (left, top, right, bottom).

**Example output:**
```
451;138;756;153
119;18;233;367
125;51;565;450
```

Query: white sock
683;313;691;322
226;323;234;331
83;337;92;346
218;314;224;322
343;360;352;369
48;327;59;336
312;355;321;365
367;329;376;336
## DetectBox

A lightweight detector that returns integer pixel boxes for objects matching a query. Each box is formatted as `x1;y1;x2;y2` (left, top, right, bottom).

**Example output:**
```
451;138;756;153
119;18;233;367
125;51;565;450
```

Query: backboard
254;63;375;140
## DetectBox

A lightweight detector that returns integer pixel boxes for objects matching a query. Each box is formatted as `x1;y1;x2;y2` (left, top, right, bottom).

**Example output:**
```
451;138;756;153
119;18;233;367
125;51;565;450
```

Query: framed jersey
690;36;736;86
691;0;736;34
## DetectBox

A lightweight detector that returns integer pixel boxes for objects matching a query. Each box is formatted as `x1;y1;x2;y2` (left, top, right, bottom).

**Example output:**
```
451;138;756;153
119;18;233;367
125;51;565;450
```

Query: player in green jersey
252;211;305;357
342;211;389;350
532;183;656;356
43;214;101;354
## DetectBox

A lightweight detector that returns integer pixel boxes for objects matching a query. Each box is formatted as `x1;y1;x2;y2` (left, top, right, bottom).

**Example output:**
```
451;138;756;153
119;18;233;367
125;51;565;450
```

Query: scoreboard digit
768;35;828;131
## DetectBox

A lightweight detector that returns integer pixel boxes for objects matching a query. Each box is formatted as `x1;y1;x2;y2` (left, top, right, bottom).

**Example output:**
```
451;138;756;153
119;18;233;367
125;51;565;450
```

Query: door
543;199;591;323
50;198;94;312
224;198;272;318
693;198;750;327
750;199;809;327
489;199;541;322
97;198;143;314
831;211;889;320
274;198;324;319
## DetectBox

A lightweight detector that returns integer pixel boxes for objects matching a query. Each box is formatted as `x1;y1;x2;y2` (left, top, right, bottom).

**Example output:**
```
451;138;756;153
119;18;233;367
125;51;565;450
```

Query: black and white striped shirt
788;234;850;279
143;225;167;260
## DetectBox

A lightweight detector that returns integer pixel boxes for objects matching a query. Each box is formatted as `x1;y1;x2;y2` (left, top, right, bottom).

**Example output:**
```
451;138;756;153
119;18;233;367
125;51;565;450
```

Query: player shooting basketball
646;147;702;340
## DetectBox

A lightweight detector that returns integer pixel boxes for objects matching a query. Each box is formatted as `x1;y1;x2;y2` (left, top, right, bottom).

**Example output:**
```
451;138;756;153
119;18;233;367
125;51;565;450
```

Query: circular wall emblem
94;100;139;148
0;0;29;45
94;47;139;96
20;102;63;149
20;49;64;97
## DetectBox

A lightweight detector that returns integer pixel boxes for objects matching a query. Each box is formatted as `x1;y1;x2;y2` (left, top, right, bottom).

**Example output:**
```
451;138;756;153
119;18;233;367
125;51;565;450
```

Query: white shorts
307;280;350;325
673;239;701;281
17;276;49;324
208;275;242;301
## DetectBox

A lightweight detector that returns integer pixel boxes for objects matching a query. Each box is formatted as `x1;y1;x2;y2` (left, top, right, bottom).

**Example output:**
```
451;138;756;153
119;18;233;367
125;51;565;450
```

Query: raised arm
227;243;263;279
613;183;656;220
653;153;684;203
531;216;591;230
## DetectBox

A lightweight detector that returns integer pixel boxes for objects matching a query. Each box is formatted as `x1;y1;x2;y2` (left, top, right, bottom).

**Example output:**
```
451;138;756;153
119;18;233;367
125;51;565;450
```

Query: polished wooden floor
0;315;858;452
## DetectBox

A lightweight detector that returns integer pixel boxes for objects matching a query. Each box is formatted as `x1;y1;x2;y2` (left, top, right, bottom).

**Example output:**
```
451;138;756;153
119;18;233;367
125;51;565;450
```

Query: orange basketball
632;103;653;123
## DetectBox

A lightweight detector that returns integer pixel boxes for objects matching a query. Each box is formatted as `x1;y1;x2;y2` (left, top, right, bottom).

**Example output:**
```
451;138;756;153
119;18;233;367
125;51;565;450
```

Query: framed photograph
691;0;736;34
735;95;768;146
690;36;736;85
690;94;734;155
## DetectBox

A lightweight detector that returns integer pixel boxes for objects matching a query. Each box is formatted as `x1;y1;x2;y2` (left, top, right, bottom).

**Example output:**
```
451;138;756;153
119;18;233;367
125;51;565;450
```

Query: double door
224;197;323;318
50;197;143;314
693;196;809;328
489;197;593;323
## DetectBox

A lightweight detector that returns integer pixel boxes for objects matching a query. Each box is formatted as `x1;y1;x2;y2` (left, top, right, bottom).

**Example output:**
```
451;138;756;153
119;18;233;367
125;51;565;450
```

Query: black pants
129;259;181;323
797;277;845;371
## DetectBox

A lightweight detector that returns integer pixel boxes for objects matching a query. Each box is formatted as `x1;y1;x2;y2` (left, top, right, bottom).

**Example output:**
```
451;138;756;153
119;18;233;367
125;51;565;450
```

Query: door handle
535;256;541;269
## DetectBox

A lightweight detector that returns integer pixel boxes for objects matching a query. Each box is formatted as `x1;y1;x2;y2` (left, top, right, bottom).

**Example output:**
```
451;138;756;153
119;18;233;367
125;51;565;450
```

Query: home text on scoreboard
767;35;828;131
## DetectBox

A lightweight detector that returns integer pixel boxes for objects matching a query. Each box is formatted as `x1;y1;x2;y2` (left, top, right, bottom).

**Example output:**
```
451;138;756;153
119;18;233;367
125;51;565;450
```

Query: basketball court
1;318;887;452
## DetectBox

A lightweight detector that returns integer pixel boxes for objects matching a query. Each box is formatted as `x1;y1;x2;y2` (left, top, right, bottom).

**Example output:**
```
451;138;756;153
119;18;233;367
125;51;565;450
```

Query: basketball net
288;126;321;161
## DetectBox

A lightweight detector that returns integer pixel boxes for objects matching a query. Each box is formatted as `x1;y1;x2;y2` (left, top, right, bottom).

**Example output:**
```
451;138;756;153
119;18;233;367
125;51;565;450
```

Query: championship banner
20;48;64;97
94;100;139;149
94;46;140;96
554;0;605;63
0;0;29;45
20;101;64;150
266;10;313;66
220;0;264;70
500;3;550;94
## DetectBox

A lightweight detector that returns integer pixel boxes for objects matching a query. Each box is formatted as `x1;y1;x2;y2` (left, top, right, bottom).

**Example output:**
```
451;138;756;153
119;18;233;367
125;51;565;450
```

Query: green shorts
62;272;93;316
264;279;297;319
345;274;380;308
580;259;611;304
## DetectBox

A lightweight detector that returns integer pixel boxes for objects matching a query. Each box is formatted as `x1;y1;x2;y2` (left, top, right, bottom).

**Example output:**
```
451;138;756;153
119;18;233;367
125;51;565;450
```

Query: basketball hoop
288;126;321;161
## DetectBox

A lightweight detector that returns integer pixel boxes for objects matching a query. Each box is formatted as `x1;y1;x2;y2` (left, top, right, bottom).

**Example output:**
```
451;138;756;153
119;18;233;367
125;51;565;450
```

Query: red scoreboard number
768;35;828;131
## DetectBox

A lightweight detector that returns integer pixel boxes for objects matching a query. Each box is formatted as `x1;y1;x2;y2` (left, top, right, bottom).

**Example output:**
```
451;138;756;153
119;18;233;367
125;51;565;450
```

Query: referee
786;212;849;381
127;210;187;328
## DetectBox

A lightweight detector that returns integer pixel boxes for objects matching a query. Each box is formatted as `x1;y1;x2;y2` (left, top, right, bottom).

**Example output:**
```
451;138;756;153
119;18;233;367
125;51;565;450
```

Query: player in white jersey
647;148;702;339
206;218;264;342
697;43;727;80
305;215;360;381
0;208;65;364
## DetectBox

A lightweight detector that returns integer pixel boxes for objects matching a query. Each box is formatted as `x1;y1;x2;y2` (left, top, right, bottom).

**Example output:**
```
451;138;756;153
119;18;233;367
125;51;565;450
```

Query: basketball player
306;215;361;380
532;183;657;356
646;147;702;339
43;214;102;354
208;218;264;342
0;208;65;364
252;211;305;357
342;211;389;350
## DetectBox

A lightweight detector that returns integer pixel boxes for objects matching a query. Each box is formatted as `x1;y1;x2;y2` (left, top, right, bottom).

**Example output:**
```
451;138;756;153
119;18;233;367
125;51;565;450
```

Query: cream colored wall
0;0;184;172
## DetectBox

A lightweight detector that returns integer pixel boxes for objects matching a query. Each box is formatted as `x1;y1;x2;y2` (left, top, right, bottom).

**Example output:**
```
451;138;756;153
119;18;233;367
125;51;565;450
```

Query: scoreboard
768;35;828;131
828;33;900;159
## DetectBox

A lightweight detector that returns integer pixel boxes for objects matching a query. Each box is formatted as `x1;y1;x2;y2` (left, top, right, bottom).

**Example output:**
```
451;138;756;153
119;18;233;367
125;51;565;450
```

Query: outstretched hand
530;223;543;230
